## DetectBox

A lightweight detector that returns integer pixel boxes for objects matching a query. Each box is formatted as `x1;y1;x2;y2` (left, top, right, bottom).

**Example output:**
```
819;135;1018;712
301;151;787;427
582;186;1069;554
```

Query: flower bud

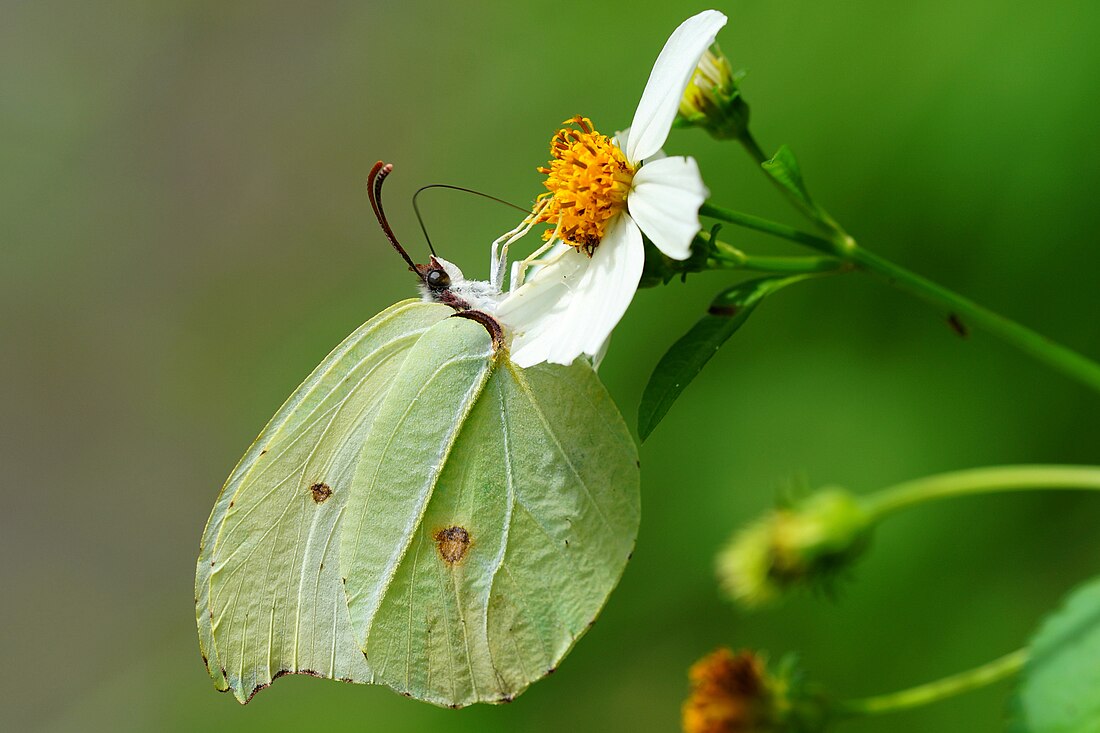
716;489;872;607
677;45;750;141
682;648;828;733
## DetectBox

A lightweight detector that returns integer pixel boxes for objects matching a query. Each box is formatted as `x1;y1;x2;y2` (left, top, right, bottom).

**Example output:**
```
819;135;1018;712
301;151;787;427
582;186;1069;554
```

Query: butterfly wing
195;299;451;702
340;316;640;707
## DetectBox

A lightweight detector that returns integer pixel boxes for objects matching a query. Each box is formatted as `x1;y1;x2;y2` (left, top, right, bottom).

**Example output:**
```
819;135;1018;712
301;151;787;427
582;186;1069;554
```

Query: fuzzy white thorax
418;256;504;312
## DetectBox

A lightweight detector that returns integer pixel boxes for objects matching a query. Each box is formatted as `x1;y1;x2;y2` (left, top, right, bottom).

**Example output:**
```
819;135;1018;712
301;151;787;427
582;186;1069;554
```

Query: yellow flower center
535;116;635;256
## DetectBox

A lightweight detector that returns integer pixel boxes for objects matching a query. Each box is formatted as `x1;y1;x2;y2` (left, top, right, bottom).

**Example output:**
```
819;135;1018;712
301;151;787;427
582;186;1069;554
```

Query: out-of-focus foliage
640;273;815;440
4;1;1100;732
1010;575;1100;733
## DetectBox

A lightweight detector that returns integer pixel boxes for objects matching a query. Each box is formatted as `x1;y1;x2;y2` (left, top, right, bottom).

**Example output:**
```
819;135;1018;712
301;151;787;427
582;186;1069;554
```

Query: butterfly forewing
198;301;641;707
196;300;451;702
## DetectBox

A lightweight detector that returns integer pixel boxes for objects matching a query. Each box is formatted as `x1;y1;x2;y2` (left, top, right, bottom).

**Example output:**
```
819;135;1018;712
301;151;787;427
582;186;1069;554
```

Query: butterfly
195;162;640;708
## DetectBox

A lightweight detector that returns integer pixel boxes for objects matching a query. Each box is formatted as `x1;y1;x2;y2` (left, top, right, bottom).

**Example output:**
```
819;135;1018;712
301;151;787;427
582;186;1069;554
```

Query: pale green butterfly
195;163;640;708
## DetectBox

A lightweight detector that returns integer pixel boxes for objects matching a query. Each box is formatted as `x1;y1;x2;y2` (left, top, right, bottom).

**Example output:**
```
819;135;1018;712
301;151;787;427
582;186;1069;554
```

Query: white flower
494;9;727;368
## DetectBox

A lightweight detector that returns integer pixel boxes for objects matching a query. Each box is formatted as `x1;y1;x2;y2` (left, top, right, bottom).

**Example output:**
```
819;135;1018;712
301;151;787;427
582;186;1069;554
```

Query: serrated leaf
1010;575;1100;733
762;145;814;211
638;274;812;441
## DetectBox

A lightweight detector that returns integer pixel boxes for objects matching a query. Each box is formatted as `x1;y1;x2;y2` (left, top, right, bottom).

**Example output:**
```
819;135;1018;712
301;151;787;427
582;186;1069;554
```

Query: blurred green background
4;1;1099;730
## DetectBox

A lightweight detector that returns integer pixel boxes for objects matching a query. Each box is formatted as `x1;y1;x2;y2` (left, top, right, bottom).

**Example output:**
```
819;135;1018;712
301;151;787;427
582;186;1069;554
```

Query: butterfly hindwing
339;317;641;707
195;300;451;702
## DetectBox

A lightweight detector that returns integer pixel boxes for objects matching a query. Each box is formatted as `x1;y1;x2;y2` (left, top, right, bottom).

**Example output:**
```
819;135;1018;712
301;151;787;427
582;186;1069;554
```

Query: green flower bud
677;44;750;141
716;489;873;607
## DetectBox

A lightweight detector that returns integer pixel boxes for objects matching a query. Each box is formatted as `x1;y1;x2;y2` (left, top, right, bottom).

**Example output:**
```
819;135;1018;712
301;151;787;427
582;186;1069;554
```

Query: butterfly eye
426;269;451;289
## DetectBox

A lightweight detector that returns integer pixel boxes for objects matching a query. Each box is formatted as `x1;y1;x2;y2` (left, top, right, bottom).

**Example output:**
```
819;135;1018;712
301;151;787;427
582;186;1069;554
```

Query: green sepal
638;274;812;441
772;653;832;733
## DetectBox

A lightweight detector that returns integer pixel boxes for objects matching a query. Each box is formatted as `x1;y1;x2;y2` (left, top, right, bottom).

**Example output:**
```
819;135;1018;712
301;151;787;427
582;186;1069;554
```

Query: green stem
700;202;835;250
863;464;1100;519
738;129;771;167
700;203;1100;393
737;130;849;236
710;239;845;273
848;246;1100;393
838;648;1027;717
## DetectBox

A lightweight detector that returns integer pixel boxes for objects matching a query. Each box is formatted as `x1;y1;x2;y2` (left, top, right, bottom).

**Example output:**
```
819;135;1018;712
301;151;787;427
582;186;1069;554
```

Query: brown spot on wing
309;482;333;503
434;526;471;565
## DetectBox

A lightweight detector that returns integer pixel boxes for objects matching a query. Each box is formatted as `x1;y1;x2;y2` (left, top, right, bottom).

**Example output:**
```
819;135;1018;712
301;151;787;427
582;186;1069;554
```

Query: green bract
195;300;640;707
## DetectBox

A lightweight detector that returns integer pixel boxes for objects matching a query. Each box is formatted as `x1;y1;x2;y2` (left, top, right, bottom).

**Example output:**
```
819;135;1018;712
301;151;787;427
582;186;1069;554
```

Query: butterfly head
412;256;469;309
368;161;504;313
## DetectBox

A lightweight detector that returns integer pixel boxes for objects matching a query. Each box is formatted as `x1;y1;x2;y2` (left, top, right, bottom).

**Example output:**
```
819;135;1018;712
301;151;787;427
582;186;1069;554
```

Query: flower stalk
717;465;1100;608
699;201;1100;394
709;239;846;274
862;464;1100;519
836;648;1028;718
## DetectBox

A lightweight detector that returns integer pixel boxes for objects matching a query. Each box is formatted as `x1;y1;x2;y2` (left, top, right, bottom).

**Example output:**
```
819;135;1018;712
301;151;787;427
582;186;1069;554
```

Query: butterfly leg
491;199;550;291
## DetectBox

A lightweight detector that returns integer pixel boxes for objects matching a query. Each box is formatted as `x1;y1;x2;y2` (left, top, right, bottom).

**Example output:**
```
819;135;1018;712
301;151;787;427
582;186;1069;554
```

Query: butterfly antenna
367;161;418;272
412;184;529;257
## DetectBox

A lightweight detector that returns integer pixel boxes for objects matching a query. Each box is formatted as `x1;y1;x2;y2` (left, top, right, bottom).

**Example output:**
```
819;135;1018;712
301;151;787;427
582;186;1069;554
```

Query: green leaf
1010;575;1100;733
638;275;812;441
762;145;815;211
197;300;640;708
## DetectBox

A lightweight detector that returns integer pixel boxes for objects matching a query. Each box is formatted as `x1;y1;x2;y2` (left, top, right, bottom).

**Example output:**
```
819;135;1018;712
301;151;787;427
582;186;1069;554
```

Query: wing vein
508;367;615;531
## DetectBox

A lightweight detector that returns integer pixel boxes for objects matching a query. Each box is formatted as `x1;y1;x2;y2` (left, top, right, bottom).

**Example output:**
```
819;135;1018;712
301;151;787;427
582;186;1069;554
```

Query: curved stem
838;648;1027;717
700;203;1100;393
863;465;1100;519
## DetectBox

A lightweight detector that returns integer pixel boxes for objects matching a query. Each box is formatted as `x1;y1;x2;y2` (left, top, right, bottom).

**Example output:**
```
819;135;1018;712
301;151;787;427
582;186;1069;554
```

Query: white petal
523;241;571;283
571;214;645;356
615;127;667;163
497;248;586;327
495;249;591;367
497;215;644;367
628;156;708;260
624;9;727;163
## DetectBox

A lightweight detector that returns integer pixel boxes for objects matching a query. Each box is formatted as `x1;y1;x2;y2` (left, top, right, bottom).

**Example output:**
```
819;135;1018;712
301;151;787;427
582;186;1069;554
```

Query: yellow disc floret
535;116;635;256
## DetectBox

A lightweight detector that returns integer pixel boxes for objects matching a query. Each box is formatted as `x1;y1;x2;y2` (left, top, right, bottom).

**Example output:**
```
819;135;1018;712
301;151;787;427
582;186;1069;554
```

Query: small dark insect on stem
948;312;970;339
